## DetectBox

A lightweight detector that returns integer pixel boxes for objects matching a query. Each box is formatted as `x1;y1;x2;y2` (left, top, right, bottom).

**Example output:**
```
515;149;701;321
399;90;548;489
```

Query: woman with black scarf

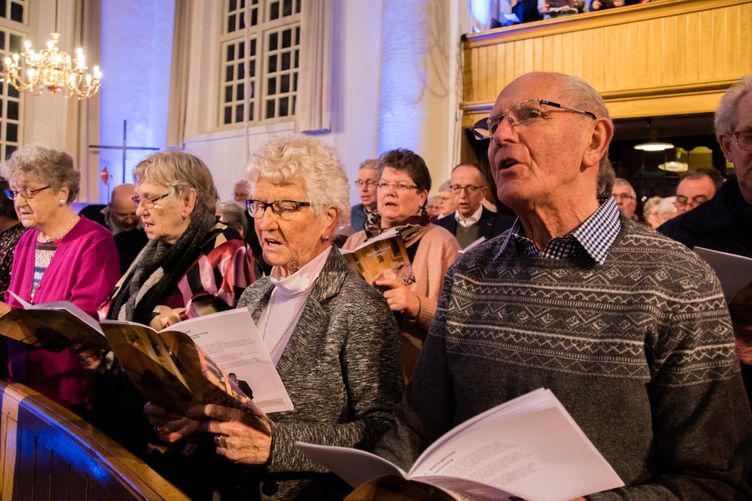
92;151;256;496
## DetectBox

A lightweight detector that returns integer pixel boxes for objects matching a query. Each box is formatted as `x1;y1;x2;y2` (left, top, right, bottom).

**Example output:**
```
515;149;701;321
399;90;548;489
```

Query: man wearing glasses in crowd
350;159;378;232
611;177;638;220
435;163;514;248
659;76;752;407
376;71;751;498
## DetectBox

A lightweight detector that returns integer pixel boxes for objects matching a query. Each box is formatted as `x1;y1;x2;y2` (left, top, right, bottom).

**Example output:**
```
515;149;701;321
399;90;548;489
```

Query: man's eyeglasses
4;185;51;201
449;184;485;194
674;195;709;208
131;192;170;209
733;130;752;152
246;199;312;220
472;99;597;140
612;193;636;201
354;179;377;188
376;181;418;193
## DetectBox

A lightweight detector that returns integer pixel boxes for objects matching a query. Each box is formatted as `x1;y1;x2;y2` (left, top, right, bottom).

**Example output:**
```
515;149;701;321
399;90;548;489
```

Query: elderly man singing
376;72;752;498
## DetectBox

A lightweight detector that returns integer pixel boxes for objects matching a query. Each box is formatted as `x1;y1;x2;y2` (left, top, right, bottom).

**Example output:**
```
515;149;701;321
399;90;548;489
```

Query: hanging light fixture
2;1;101;99
634;118;674;152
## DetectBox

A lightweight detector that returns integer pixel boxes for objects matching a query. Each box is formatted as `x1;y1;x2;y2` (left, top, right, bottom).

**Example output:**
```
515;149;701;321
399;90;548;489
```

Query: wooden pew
0;380;188;500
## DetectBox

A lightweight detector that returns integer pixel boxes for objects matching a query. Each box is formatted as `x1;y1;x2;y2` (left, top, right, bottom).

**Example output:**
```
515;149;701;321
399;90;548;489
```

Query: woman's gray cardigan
237;248;404;500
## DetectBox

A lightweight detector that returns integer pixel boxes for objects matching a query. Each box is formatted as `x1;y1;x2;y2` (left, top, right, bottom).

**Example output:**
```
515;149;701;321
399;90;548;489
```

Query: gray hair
1;144;80;203
358;158;377;171
613;178;636;198
597;157;616;196
555;73;613;185
715;76;752;134
247;135;350;226
133;151;219;213
218;202;248;235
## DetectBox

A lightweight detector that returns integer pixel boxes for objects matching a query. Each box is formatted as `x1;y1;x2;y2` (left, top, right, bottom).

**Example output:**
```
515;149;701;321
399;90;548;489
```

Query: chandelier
3;32;102;99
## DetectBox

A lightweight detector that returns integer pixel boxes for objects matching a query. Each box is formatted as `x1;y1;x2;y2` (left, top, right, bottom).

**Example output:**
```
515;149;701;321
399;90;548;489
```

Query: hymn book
0;297;291;414
297;389;623;501
341;228;416;287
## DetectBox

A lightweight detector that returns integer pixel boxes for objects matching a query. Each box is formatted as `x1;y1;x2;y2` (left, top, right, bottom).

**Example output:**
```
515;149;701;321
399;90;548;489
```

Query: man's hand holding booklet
297;388;623;501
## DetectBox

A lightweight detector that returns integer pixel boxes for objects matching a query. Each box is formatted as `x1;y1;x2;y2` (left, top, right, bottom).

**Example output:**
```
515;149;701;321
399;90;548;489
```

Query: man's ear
717;133;734;164
583;117;614;171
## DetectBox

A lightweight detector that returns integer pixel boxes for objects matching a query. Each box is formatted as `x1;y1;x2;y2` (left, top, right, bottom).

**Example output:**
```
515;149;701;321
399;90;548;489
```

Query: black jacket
658;177;752;257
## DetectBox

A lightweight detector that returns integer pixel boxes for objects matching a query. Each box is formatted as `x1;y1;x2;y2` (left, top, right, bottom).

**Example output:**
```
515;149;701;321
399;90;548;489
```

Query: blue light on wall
98;0;175;201
377;0;429;154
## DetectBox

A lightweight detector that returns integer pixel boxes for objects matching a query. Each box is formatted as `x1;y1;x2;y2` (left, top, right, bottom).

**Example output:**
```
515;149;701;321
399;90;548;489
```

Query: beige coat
344;224;460;379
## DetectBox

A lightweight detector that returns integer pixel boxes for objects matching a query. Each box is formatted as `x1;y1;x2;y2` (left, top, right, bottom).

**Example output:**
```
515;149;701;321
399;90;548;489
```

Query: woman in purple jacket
0;145;119;413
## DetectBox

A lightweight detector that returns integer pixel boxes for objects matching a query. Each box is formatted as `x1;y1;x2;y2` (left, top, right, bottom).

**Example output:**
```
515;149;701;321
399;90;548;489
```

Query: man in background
672;169;723;215
659;76;752;405
435;163;513;248
350;159;378;232
101;183;147;273
612;177;638;220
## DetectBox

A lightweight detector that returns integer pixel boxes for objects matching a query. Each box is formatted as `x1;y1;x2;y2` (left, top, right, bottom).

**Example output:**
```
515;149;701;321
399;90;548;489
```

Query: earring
58;199;65;206
321;235;330;241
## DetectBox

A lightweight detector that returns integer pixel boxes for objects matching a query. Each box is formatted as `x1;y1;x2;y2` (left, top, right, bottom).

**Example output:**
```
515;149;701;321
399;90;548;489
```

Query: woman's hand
374;277;420;318
150;306;182;331
0;301;10;318
144;401;201;444
190;403;273;465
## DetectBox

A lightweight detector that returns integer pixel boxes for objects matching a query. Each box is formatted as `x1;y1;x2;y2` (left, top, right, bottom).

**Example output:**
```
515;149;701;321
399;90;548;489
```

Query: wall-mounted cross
89;120;160;185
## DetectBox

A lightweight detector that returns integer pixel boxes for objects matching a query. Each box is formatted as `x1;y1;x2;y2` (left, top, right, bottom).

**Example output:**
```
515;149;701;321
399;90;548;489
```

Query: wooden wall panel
461;0;752;126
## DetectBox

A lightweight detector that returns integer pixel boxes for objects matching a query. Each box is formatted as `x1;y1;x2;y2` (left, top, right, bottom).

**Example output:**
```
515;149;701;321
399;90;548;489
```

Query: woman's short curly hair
247;135;350;226
1;144;80;203
134;151;218;213
377;149;431;193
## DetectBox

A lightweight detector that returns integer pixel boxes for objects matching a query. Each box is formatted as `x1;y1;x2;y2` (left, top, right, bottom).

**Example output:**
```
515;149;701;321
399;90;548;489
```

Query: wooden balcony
461;0;752;128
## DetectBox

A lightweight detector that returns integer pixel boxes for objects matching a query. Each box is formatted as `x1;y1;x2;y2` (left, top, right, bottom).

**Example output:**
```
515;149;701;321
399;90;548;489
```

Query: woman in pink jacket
0;145;119;413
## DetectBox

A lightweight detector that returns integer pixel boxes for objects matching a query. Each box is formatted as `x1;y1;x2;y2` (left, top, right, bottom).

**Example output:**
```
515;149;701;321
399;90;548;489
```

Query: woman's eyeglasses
246;199;312;221
376;181;418;193
4;185;50;201
131;192;170;209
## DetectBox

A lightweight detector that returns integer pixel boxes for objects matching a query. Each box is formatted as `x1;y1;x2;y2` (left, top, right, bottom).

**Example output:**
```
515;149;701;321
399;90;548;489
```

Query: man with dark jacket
659;75;752;406
434;163;514;248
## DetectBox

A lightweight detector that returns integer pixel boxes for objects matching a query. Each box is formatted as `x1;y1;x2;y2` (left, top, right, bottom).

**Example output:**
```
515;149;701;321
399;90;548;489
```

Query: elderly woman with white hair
146;136;403;500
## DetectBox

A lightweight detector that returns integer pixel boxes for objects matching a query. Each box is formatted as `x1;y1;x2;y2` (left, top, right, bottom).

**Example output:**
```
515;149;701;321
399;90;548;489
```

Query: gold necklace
38;215;80;243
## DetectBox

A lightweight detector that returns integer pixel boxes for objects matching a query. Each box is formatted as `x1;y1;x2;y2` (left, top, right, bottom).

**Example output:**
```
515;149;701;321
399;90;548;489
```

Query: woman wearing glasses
343;149;460;381
94;151;255;460
0;144;120;412
100;150;255;325
145;136;402;499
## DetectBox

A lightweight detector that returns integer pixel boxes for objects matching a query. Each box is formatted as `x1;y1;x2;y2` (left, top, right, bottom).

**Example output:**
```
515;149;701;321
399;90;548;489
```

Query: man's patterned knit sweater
379;219;752;499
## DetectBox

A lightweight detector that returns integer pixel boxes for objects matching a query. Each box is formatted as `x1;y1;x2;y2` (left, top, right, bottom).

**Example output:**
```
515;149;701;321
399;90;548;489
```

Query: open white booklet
154;308;293;413
102;308;293;414
297;388;623;501
3;293;292;414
